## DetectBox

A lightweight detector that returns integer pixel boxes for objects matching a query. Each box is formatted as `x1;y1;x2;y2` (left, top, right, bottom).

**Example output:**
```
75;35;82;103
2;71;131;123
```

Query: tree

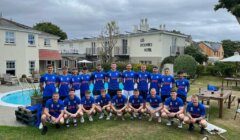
33;22;67;41
174;55;197;77
98;21;119;63
214;0;240;24
184;45;208;64
160;56;176;68
222;40;240;57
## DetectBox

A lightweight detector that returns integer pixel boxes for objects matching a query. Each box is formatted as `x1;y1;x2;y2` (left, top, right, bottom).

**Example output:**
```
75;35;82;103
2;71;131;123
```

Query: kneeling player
128;89;145;120
146;88;163;123
111;89;128;120
161;89;184;128
81;91;96;122
63;88;83;127
41;93;64;135
184;95;207;134
95;89;112;120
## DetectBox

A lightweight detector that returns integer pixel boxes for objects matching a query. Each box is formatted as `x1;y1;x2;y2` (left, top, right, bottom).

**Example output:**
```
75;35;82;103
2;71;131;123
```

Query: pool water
1;83;124;106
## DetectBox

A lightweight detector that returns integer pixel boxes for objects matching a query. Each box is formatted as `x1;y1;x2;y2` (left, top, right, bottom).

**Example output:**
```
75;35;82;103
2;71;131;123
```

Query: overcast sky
0;0;239;41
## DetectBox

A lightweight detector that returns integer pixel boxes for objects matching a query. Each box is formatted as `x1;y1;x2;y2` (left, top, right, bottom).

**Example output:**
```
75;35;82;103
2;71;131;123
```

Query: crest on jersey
168;78;170;80
68;102;71;106
52;76;55;79
190;107;193;111
170;102;172;106
57;105;60;108
51;104;53;108
45;77;48;80
182;82;185;84
101;74;103;77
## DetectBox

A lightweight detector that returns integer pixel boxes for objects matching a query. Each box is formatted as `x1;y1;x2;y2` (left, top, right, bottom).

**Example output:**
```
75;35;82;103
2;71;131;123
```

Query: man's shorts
42;96;52;107
123;90;133;99
108;89;118;98
177;94;186;103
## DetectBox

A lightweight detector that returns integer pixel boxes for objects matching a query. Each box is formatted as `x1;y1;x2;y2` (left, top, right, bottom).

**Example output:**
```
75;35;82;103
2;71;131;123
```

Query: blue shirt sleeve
186;103;191;113
164;98;170;106
40;75;45;83
45;100;51;109
178;98;184;107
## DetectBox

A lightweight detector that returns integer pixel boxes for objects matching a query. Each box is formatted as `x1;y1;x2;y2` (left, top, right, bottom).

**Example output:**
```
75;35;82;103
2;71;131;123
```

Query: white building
0;17;61;77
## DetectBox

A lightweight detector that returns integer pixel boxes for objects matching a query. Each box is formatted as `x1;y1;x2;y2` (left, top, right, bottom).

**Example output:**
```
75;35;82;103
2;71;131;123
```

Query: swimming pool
0;83;124;107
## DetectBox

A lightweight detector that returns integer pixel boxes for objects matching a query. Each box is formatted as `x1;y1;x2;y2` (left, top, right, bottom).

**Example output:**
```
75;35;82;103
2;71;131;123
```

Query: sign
140;38;152;47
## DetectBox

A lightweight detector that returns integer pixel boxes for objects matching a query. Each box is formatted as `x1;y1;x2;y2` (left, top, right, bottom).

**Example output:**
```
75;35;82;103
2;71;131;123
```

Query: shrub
174;55;197;77
161;56;176;69
196;65;205;76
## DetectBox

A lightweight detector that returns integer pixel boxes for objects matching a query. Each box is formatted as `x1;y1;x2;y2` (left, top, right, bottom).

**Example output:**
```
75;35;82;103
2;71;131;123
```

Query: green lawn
0;76;240;140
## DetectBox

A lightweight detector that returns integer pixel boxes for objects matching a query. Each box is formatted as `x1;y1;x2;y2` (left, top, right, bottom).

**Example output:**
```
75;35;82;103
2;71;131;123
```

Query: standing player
122;64;136;99
160;68;175;102
176;71;190;104
63;88;82;127
146;88;163;122
41;93;64;135
70;68;81;98
57;66;71;100
136;64;150;100
81;91;96;122
95;89;112;120
149;66;162;95
111;89;128;120
184;95;207;134
80;67;91;99
161;89;185;128
128;89;145;120
106;63;122;98
91;64;106;96
40;64;58;108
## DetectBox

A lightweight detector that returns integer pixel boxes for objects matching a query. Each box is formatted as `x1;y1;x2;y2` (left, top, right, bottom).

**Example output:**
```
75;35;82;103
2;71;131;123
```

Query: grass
0;76;240;140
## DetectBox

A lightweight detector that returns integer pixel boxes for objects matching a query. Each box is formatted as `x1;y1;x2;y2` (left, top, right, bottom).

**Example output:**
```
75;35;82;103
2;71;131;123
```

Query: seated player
184;95;207;134
63;88;83;127
95;89;112;120
81;91;96;122
111;89;128;120
161;89;184;128
41;92;64;135
128;89;145;120
146;88;163;123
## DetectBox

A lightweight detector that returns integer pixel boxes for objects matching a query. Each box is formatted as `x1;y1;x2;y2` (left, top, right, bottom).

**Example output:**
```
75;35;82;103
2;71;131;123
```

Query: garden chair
234;98;240;120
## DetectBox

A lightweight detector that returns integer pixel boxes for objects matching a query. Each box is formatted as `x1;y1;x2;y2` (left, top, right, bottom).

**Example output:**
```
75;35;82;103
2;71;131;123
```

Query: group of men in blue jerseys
39;63;207;135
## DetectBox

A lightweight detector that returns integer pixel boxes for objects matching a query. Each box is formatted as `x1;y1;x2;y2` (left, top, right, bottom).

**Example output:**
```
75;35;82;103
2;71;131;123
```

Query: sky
0;0;239;42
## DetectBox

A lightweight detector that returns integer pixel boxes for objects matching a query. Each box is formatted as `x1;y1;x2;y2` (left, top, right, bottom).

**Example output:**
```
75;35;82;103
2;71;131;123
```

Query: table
197;89;232;118
224;77;240;87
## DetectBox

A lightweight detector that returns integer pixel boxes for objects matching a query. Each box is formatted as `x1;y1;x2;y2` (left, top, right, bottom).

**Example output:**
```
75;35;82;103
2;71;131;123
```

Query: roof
39;49;62;60
202;41;222;52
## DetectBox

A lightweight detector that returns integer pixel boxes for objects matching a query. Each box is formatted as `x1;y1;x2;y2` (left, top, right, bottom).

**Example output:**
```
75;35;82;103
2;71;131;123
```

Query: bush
196;65;205;76
214;62;236;77
161;56;176;69
174;55;197;77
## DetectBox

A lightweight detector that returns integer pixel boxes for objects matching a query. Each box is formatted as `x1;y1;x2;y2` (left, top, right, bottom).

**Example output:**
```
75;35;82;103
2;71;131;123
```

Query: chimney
159;24;162;30
133;25;138;33
163;24;166;30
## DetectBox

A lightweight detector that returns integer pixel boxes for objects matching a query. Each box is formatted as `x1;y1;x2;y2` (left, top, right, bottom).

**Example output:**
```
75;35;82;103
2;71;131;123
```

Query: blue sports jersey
57;74;71;97
136;71;150;91
160;75;175;95
91;71;106;91
176;78;190;97
64;95;81;113
70;75;81;90
107;70;121;90
122;70;136;91
186;102;206;118
46;99;64;118
81;96;95;109
95;94;111;107
164;97;184;112
146;95;162;108
149;73;162;93
111;95;127;108
80;74;91;92
129;95;144;108
40;73;57;97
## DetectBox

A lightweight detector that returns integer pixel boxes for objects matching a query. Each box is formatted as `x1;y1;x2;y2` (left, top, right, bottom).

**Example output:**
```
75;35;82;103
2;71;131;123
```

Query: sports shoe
89;116;93;122
138;115;142;120
148;116;153;122
133;113;137;118
66;119;70;128
158;117;161;123
106;115;110;120
39;123;43;130
178;121;183;128
166;120;172;126
188;123;194;131
80;117;85;123
109;112;113;117
73;118;77;127
99;113;104;119
41;126;48;135
155;112;160;117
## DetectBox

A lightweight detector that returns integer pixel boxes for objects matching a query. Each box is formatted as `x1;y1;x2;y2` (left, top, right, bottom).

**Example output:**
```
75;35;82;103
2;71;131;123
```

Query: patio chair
3;74;19;85
234;98;240;120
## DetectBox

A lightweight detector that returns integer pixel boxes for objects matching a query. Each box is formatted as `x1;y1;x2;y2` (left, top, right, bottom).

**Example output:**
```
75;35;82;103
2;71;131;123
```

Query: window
64;60;69;67
91;42;96;54
28;34;35;45
74;60;77;68
5;31;15;44
122;39;128;54
144;48;152;52
6;61;16;75
139;61;152;65
44;38;50;46
29;61;35;74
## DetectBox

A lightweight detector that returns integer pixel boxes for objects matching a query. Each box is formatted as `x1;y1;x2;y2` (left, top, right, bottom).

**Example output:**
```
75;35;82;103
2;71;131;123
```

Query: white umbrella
220;52;240;77
77;59;92;63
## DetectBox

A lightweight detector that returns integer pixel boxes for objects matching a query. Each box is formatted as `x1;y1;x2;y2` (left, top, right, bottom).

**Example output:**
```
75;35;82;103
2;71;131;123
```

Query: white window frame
5;31;15;44
28;34;35;46
44;38;51;46
29;61;35;74
6;60;16;75
64;60;69;67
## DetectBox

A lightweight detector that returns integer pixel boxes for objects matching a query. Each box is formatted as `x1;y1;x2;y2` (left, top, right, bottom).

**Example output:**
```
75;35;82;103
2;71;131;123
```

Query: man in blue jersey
136;64;150;100
95;89;112;120
70;68;81;98
106;63;122;98
91;64;106;96
160;68;175;102
81;91;96;122
40;64;58;108
122;64;136;99
41;92;64;135
146;88;163;123
161;89;185;128
176;71;190;104
63;88;82;127
57;66;71;100
149;66;162;95
184;95;207;134
128;89;145;120
111;89;128;120
80;67;91;99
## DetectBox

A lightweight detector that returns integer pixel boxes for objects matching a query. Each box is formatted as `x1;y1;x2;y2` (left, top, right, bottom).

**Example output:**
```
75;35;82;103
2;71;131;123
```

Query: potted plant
20;74;27;82
30;84;42;106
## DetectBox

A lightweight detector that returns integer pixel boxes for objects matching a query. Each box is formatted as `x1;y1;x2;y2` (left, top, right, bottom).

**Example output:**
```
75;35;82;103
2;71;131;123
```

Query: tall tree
222;40;240;57
184;45;208;64
33;22;67;41
214;0;240;24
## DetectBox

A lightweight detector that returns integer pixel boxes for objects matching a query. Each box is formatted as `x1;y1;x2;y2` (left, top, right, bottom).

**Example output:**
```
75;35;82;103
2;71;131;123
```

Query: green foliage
221;40;240;57
215;0;240;17
184;45;208;64
174;55;197;77
196;65;205;76
33;22;67;41
160;56;176;68
204;62;236;77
